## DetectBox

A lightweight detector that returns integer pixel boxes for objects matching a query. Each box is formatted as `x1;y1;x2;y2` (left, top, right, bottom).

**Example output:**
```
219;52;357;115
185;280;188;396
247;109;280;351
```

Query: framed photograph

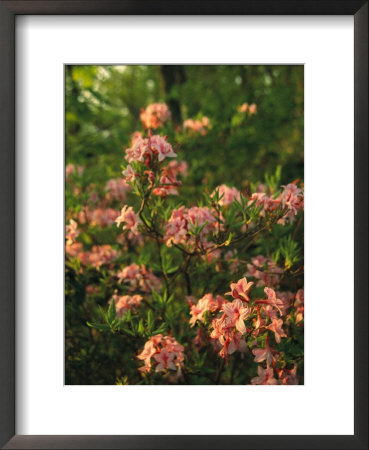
0;1;367;449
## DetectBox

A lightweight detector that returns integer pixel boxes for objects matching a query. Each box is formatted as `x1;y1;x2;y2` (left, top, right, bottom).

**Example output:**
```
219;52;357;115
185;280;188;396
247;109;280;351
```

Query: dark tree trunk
160;65;186;126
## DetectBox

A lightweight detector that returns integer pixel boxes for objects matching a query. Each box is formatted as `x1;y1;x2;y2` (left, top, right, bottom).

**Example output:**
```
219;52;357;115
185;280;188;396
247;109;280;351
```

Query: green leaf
153;323;167;335
107;299;116;324
138;319;145;335
147;309;154;332
86;322;109;332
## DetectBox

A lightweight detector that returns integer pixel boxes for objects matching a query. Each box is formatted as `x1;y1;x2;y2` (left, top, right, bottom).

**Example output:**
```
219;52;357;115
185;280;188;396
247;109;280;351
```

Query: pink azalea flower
276;365;299;385
211;184;241;206
183;117;210;135
189;293;224;327
252;335;274;367
116;263;140;284
164;160;188;178
251;366;279;385
137;340;158;373
138;335;184;374
111;291;143;318
163;206;217;248
139;265;162;293
149;135;177;162
65;242;83;258
88;207;120;227
225;277;254;303
105;178;131;202
115;205;141;234
122;164;137;183
248;192;280;217
152;174;181;197
116;263;162;293
253;306;265;330
140;103;170;129
125;137;150;163
255;287;285;314
154;348;177;372
78;245;118;269
268;318;287;343
219;331;247;356
223;299;250;334
66;219;79;245
66;163;75;178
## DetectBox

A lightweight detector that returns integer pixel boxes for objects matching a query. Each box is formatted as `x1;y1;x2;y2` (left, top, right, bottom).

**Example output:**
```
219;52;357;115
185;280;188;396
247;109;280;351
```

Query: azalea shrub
65;65;304;385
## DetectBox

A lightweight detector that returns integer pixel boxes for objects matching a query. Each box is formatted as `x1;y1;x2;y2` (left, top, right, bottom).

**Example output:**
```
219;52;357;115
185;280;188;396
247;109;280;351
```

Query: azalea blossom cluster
140;103;170;129
110;290;143;318
66;243;118;270
81;207;120;228
125;133;177;165
249;182;304;223
137;334;184;374
183;116;210;135
164;205;218;248
208;278;254;358
189;293;226;327
251;336;298;385
116;263;162;293
250;286;301;384
115;205;141;234
152;160;188;197
211;184;241;206
188;276;302;384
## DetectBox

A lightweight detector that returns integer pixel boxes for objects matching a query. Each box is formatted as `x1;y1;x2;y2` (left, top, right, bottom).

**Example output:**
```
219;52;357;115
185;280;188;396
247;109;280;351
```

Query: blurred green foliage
66;65;303;187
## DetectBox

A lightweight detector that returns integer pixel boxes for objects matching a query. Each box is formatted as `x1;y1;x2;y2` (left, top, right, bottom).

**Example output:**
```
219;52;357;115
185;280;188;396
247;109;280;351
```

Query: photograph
65;64;304;385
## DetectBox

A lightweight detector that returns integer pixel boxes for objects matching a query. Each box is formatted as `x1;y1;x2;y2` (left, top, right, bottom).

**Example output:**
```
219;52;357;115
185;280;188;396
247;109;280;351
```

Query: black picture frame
0;1;367;449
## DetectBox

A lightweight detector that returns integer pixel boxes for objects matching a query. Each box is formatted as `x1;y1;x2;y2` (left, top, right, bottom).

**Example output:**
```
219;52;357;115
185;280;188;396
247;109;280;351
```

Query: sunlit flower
122;164;137;183
225;277;254;303
223;299;250;334
140;103;170;129
154;348;177;372
255;287;285;315
138;335;184;374
211;184;241;206
149;135;177;162
189;294;224;327
115;205;141;234
66;219;79;245
110;291;143;318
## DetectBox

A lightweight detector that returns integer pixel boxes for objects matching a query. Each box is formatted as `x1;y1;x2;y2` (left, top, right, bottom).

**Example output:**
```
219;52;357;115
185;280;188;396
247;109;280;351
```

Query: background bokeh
66;65;303;188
